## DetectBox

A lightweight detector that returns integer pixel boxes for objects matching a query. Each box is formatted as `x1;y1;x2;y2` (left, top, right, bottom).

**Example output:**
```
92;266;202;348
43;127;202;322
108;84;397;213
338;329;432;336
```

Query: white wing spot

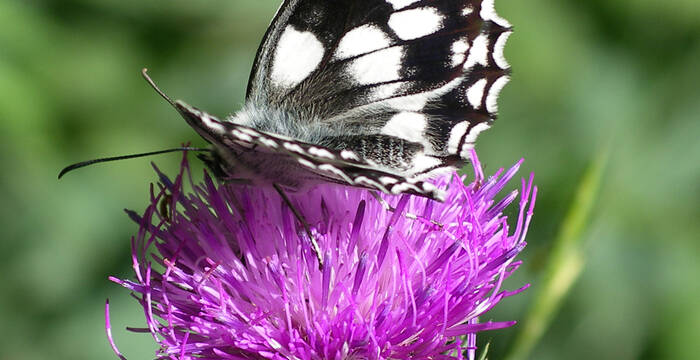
318;164;352;182
340;150;360;161
480;0;512;28
493;31;512;69
466;79;488;109
271;26;324;88
297;158;317;169
231;129;253;142
283;142;305;154
354;176;389;193
452;39;469;54
381;112;427;145
463;123;491;154
258;137;279;148
371;82;403;101
202;115;225;134
451;39;469;67
379;176;399;185
238;127;262;139
421;182;437;192
335;25;391;60
308;147;335;159
386;0;421;9
349;46;403;85
447;121;470;154
462;6;474;16
451;53;465;67
464;34;489;70
411;154;442;174
486;75;510;113
388;7;444;41
389;182;421;194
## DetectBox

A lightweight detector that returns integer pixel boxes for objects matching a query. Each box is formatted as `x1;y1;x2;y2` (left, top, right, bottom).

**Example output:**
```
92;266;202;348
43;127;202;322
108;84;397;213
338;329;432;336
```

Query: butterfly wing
176;0;512;201
244;0;512;163
176;101;446;200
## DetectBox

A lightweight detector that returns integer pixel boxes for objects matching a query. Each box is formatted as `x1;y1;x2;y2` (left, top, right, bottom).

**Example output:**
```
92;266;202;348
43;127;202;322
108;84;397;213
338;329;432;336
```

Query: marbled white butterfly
159;0;511;202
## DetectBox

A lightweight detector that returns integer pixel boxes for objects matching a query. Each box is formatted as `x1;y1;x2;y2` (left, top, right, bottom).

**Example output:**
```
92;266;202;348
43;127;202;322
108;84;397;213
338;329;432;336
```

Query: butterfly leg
273;184;324;269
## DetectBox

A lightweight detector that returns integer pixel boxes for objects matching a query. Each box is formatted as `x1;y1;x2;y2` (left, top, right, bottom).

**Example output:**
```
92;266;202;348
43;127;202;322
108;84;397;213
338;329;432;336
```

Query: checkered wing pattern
178;0;512;201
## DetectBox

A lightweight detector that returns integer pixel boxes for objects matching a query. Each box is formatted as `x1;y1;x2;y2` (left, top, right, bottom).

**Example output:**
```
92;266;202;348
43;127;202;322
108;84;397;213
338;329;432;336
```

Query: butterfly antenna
58;147;210;179
141;68;175;106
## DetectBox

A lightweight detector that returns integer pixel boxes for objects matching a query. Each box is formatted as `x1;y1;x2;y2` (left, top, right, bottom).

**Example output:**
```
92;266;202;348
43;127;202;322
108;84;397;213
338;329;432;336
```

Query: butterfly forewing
180;0;512;201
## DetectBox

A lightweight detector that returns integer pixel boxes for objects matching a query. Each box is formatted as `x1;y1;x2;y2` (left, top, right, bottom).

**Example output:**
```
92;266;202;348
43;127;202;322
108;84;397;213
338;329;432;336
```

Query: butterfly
154;0;512;202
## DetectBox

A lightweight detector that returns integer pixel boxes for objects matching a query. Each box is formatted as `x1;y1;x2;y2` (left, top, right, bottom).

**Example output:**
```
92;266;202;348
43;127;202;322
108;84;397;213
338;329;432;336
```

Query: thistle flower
110;151;536;360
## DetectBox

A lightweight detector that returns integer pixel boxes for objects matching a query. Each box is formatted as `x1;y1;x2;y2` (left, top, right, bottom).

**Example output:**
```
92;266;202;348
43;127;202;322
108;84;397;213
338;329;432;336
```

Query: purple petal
113;151;536;359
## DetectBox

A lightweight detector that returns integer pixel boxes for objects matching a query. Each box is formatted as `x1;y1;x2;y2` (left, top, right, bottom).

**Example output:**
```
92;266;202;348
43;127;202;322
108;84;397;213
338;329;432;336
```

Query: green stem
505;144;610;360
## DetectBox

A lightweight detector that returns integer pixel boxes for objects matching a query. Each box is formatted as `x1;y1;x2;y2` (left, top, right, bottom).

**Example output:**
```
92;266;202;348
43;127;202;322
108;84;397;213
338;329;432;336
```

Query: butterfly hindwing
176;101;446;200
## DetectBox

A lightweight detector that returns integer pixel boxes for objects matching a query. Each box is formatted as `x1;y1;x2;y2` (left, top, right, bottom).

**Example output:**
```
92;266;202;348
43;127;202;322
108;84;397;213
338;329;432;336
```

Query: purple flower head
110;151;536;360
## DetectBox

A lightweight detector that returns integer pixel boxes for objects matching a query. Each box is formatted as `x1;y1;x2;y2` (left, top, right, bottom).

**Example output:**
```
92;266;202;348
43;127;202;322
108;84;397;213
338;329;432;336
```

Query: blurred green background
1;0;698;359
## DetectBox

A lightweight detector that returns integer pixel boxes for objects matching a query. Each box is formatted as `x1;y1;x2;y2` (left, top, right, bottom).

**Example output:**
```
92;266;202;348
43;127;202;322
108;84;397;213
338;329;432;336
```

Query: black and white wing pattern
178;0;512;201
176;101;448;200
